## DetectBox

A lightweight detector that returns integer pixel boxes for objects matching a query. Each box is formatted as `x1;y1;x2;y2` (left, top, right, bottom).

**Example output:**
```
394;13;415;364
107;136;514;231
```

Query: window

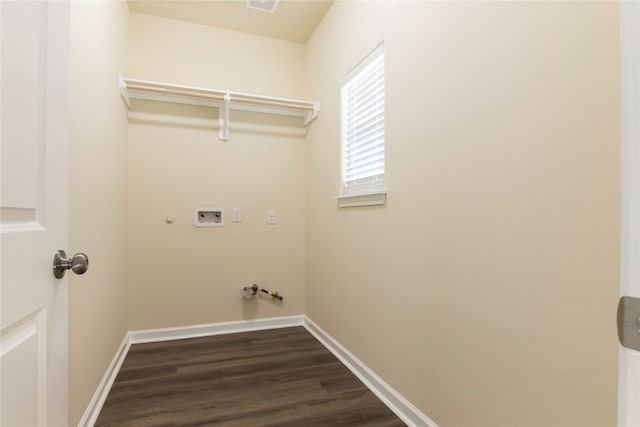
339;44;386;207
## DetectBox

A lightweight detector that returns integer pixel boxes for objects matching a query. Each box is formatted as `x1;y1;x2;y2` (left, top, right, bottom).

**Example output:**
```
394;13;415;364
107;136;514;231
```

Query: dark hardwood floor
95;326;406;426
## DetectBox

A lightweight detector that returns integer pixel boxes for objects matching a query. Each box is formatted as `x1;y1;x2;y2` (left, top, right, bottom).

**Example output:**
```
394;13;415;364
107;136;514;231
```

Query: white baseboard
77;333;131;427
128;315;305;344
303;316;438;427
78;314;436;427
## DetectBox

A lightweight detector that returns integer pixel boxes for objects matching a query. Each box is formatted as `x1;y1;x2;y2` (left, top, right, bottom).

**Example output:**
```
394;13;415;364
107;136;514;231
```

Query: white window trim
335;190;387;208
338;43;386;208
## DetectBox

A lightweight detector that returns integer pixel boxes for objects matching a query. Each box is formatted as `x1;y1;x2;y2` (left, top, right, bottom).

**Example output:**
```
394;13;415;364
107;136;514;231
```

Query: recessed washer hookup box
194;208;224;227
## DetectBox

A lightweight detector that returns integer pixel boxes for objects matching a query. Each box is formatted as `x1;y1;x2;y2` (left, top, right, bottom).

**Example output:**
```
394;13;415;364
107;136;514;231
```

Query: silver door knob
52;250;89;279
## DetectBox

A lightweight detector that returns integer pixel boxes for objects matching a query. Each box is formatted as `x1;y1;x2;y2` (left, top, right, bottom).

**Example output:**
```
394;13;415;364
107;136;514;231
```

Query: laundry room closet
63;1;623;426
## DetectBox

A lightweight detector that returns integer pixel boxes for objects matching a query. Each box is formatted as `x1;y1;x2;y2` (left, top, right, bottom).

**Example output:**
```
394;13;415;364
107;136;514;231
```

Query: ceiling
127;0;334;44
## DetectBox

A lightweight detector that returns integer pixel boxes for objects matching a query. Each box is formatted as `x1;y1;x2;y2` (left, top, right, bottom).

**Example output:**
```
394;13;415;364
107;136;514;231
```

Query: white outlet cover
267;210;276;224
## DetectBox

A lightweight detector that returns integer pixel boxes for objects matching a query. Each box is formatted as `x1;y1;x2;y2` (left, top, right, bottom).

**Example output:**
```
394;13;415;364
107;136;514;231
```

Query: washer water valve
242;284;283;301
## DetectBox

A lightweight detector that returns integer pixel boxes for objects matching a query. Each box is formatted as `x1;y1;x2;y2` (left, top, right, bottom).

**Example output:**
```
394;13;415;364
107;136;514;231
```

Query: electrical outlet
267;210;276;225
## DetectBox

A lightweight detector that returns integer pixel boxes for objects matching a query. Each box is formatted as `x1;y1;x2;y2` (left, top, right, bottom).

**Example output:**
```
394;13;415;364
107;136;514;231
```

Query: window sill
335;191;387;208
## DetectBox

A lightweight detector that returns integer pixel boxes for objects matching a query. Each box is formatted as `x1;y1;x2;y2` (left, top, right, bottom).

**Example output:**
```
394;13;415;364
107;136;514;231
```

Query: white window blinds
341;44;385;195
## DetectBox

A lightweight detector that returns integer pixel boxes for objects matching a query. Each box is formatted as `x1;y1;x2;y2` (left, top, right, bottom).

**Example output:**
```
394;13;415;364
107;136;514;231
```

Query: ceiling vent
245;0;279;13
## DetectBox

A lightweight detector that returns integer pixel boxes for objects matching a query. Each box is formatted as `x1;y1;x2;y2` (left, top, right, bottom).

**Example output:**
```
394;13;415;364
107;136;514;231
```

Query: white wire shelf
119;75;319;141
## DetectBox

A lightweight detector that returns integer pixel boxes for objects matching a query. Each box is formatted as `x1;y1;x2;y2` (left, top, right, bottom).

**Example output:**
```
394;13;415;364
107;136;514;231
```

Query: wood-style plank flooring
95;327;406;426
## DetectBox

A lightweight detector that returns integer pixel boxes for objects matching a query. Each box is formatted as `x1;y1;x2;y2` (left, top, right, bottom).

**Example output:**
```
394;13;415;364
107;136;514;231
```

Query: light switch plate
232;208;242;222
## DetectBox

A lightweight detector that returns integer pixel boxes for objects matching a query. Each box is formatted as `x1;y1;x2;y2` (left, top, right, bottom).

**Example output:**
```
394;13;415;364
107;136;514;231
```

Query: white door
1;2;71;426
620;1;640;426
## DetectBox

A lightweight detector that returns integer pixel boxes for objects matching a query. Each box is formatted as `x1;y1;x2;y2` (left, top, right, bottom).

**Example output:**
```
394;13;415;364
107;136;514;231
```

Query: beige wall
68;1;129;424
126;13;307;329
305;2;620;426
66;3;621;425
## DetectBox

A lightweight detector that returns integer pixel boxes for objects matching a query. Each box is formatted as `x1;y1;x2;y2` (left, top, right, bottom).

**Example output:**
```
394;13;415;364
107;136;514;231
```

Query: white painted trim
302;316;437;427
620;349;640;427
336;190;387;207
128;315;304;344
77;333;131;427
620;1;640;426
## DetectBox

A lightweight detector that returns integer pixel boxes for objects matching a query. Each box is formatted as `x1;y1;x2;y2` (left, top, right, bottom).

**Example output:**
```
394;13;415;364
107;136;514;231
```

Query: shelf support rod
219;90;231;141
